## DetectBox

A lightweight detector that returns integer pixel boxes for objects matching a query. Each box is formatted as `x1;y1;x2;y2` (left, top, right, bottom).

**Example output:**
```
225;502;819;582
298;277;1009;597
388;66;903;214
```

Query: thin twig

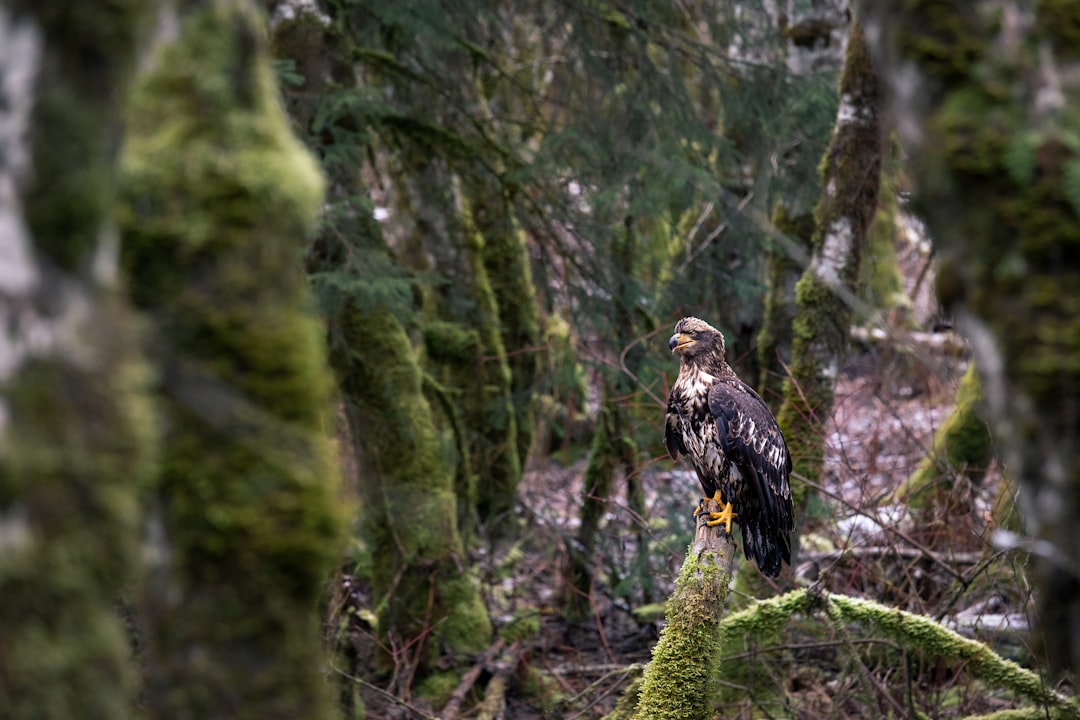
442;637;506;720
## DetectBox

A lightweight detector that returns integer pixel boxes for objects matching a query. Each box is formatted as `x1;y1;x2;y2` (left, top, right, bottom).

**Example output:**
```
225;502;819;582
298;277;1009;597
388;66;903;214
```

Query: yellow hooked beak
669;333;694;353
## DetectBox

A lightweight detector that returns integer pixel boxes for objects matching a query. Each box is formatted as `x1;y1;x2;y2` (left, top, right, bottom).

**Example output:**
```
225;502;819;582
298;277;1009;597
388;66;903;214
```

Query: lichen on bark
119;2;345;717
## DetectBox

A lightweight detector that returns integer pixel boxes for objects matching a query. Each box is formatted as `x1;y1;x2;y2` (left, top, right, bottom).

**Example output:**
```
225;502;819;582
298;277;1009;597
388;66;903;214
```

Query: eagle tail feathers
740;518;791;579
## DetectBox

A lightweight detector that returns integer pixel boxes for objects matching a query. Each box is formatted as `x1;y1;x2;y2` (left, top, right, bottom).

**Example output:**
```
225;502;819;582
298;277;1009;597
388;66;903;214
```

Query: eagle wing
664;391;687;461
708;380;794;574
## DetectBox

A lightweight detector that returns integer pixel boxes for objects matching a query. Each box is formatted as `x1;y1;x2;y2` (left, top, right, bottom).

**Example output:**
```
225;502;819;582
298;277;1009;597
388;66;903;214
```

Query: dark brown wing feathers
664;395;687;461
708;380;794;575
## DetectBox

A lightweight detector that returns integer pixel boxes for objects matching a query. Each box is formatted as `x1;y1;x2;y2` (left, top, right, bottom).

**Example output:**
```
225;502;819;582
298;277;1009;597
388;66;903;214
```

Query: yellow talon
703;491;737;533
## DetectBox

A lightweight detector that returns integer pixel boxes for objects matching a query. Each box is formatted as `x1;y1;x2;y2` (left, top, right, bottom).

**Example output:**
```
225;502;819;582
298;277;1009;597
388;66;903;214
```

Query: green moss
469;184;543;474
415;670;461;706
634;541;734;720
500;609;541;643
862;159;906;315
717;590;1079;717
14;0;150;272
756;205;812;405
896;364;993;507
776;15;881;517
896;1;988;86
519;666;567;712
828;594;1079;716
119;2;345;717
461;214;522;532
566;392;620;618
423;320;480;365
603;676;642;720
0;355;153;719
337;305;492;674
777;270;847;487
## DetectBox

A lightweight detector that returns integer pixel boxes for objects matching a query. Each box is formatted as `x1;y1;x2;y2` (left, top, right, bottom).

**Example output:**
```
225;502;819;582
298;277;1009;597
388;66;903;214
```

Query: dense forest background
3;0;1080;718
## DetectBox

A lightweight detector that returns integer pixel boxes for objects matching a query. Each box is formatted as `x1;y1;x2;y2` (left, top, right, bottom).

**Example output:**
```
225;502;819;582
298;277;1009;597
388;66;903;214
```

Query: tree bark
120;2;345;717
757;206;814;406
633;498;737;720
773;12;882;551
863;0;1080;674
756;1;850;404
335;305;494;683
0;3;151;717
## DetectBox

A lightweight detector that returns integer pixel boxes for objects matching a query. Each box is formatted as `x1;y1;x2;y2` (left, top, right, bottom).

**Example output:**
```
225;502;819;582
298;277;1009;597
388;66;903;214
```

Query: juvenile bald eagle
665;317;794;577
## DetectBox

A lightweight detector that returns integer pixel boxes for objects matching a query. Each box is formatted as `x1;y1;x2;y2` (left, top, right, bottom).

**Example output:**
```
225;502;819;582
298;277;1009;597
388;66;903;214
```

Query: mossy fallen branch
633;498;737;720
956;708;1078;720
716;588;1078;718
827;594;1076;716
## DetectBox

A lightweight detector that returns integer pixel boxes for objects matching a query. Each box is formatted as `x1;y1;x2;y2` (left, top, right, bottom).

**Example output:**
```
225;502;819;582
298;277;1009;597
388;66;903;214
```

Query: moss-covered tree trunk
738;15;883;602
464;178;543;526
894;363;994;508
567;214;651;615
861;153;907;319
756;1;849;406
864;0;1080;674
458;188;524;534
0;4;151;716
566;382;621;618
773;13;882;552
335;306;493;686
633;498;737;720
120;2;345;717
269;2;494;689
757;207;814;407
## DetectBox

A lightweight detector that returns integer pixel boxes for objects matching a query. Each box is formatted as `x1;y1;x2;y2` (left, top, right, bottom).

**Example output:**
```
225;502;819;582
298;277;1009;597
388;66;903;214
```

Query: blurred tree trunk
463;177;542;525
860;152;907;321
864;0;1080;674
770;12;882;575
119;2;345;717
566;381;621;618
0;4;152;716
567;213;653;615
345;0;545;542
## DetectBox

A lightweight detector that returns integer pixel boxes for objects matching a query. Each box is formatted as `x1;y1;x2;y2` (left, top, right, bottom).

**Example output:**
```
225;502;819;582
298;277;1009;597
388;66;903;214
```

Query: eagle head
669;316;726;363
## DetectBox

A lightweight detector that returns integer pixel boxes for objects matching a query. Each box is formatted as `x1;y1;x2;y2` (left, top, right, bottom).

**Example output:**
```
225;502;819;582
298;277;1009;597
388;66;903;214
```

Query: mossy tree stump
634;498;737;720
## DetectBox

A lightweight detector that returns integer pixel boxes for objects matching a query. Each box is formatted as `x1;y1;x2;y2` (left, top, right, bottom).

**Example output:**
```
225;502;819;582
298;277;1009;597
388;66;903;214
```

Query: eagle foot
700;491;737;534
